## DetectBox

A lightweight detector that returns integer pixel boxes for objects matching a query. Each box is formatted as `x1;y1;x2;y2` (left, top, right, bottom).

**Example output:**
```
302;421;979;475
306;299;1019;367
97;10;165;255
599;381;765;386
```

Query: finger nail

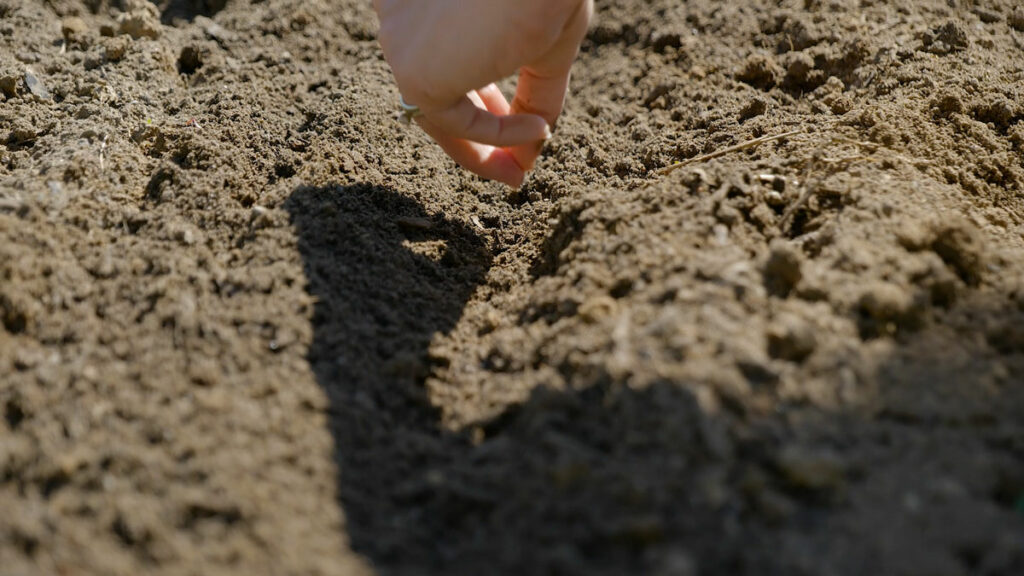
542;124;553;140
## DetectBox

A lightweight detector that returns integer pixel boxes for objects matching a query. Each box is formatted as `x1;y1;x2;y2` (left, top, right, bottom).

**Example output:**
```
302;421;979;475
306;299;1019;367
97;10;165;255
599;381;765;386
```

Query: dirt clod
61;17;88;41
1009;8;1024;32
763;240;803;297
117;2;161;40
857;281;924;337
921;21;970;54
931;218;985;286
737;54;782;90
767;314;816;362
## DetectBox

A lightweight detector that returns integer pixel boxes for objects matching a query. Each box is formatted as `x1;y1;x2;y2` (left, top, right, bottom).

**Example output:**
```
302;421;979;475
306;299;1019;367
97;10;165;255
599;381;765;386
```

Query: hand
373;0;593;187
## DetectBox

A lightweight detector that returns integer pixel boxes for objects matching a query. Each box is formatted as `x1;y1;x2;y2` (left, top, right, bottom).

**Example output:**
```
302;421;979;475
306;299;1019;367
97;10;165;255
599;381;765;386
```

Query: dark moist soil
3;0;1024;574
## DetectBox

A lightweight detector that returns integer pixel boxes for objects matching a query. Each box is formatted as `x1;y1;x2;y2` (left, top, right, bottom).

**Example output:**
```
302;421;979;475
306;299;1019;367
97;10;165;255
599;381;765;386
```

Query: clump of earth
2;1;1023;575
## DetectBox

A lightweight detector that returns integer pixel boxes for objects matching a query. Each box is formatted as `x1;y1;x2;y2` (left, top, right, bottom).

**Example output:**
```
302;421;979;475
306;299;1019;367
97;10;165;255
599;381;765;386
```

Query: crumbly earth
2;0;1024;574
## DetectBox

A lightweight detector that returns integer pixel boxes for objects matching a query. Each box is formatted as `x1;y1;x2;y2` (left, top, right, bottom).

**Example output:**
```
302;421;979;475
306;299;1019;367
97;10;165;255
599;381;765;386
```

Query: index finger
509;0;593;169
423;95;550;148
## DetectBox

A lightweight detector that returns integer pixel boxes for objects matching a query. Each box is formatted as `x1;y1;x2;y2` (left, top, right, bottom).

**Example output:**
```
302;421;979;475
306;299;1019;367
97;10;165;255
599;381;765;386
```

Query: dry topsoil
2;0;1024;574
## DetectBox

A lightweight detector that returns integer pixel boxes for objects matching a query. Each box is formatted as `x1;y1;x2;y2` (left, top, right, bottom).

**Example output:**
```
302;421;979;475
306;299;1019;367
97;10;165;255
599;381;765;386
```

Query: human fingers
376;0;586;113
510;0;593;169
475;83;511;116
509;67;570;171
423;95;550;148
474;85;541;173
417;117;526;187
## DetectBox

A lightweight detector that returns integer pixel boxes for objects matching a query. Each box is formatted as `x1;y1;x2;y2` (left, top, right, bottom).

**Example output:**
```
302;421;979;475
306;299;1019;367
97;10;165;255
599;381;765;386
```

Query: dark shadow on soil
288;183;1024;576
154;0;227;23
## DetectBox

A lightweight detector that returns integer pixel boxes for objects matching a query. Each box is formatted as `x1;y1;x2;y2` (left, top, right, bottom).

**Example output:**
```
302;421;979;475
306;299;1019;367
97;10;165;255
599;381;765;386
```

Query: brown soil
3;0;1024;574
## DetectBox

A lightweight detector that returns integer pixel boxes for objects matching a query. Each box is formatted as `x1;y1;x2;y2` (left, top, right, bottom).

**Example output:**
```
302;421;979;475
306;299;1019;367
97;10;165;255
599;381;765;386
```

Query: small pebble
23;68;49;100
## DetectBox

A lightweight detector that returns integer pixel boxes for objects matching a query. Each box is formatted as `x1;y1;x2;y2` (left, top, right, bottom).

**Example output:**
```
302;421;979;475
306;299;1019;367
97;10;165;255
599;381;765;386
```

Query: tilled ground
2;1;1024;575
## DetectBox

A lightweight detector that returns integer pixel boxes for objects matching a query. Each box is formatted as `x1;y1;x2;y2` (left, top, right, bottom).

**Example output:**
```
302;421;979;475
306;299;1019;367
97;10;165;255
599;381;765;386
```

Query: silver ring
398;96;422;125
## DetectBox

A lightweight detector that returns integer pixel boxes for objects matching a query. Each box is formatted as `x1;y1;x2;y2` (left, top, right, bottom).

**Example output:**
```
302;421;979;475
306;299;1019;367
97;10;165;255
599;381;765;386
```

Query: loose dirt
2;1;1024;575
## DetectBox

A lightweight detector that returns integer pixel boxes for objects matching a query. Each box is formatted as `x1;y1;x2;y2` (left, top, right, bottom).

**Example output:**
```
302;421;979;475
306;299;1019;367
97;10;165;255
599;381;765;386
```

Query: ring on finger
398;96;423;125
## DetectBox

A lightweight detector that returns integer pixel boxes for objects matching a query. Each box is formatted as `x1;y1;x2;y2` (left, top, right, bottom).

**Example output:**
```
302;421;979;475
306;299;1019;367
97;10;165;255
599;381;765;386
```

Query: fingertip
511;132;550;173
499;172;525;188
430;97;550;146
511;113;551;143
488;153;527;188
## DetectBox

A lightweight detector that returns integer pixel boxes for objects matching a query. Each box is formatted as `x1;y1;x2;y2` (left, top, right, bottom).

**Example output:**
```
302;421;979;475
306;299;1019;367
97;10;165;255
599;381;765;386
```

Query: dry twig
657;129;804;176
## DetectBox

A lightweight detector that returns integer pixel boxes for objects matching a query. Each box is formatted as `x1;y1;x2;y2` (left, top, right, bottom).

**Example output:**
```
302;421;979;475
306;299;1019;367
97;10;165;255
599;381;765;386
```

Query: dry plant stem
831;135;931;167
829;136;879;150
657;129;804;176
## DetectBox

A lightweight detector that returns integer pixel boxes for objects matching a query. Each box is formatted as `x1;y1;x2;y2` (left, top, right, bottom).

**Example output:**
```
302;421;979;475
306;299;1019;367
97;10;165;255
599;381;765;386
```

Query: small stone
776;445;846;491
250;205;275;229
23;68;49;100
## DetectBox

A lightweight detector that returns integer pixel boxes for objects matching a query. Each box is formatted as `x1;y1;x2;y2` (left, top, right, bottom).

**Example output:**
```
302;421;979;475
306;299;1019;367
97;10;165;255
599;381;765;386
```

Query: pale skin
373;0;594;187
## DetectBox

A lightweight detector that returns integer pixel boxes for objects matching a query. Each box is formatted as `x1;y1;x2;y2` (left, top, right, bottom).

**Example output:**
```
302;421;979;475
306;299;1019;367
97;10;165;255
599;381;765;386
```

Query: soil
2;0;1024;574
